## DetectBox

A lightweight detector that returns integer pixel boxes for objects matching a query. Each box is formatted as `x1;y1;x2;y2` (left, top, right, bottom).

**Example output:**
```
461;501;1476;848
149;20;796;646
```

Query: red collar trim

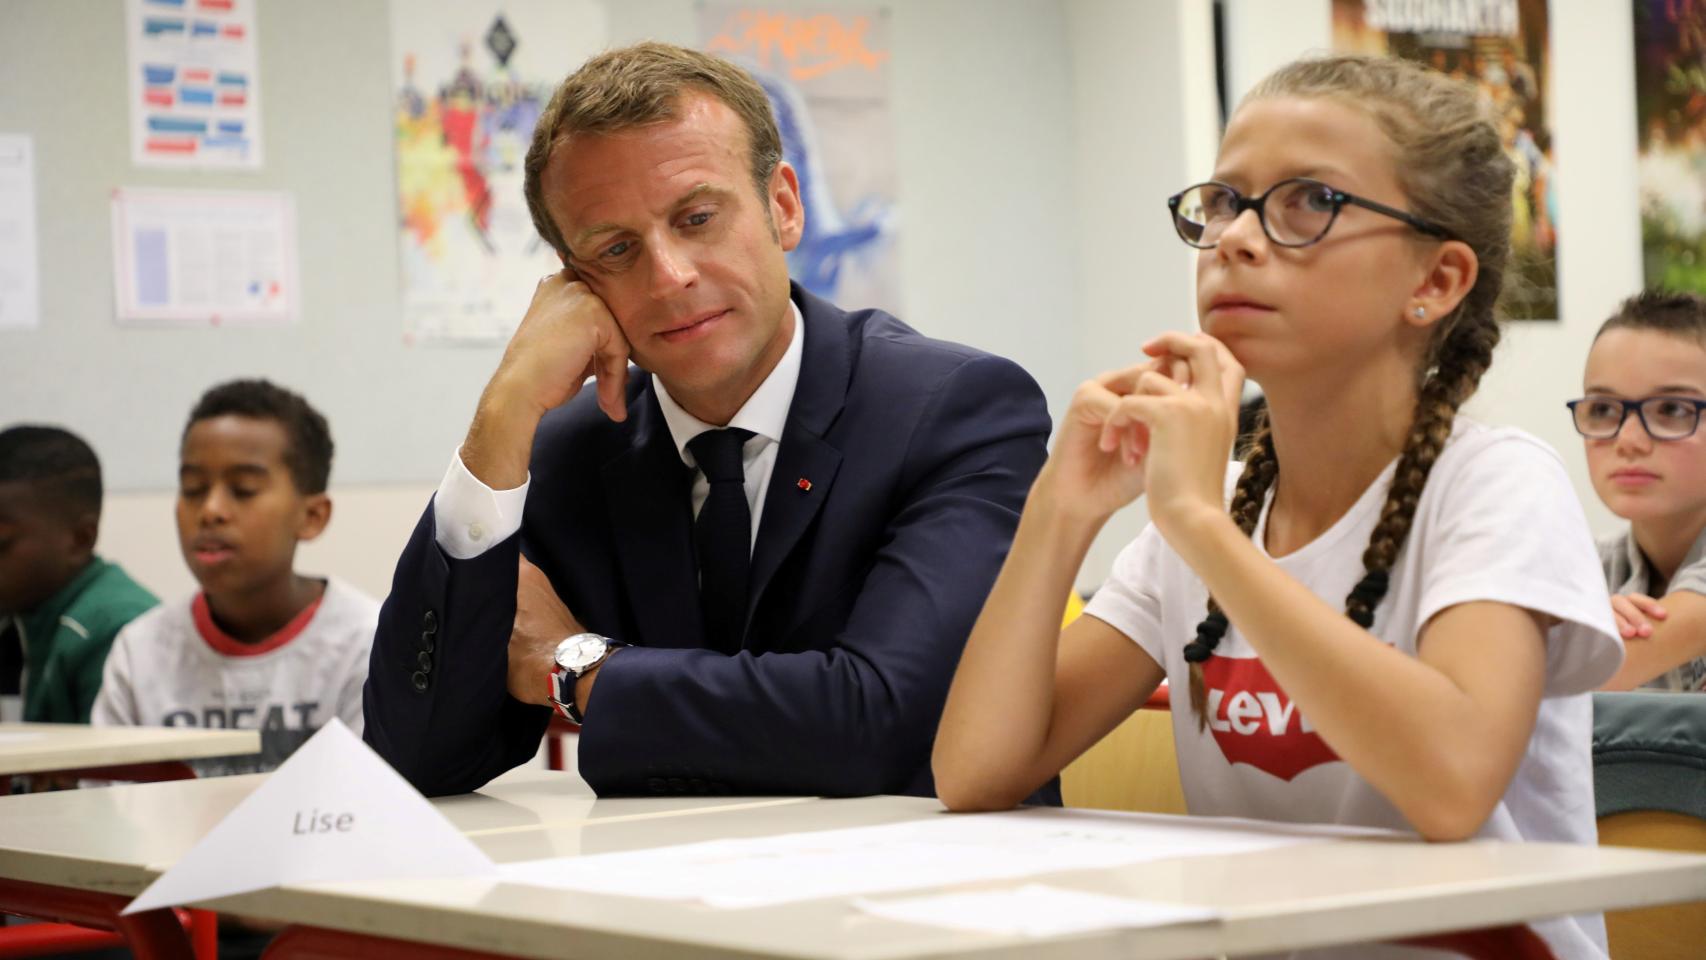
192;590;324;657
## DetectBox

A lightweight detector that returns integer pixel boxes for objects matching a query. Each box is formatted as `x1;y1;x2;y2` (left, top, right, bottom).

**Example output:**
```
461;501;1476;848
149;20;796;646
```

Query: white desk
1;771;1704;958
0;722;258;777
0;765;810;894
0;722;261;958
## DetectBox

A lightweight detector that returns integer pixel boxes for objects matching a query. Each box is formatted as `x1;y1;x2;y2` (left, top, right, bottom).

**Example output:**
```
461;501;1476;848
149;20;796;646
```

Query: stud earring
1413;306;1426;319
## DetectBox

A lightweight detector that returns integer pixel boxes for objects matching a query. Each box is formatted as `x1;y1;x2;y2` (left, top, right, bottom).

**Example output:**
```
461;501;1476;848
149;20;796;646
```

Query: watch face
556;634;607;673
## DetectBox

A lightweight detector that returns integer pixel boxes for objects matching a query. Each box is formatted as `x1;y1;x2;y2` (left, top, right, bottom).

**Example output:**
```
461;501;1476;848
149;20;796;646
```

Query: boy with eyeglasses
1570;290;1706;691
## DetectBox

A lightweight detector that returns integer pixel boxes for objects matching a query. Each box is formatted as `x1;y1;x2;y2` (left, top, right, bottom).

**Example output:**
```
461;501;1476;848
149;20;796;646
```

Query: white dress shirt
433;300;805;560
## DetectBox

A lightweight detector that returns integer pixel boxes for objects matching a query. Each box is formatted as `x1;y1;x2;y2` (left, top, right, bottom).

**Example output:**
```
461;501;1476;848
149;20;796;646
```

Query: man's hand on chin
463;268;632;492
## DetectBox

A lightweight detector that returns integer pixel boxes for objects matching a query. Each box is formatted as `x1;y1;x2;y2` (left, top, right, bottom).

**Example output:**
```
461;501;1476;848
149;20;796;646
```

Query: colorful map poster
125;0;263;169
391;0;606;343
1332;0;1558;320
699;6;901;314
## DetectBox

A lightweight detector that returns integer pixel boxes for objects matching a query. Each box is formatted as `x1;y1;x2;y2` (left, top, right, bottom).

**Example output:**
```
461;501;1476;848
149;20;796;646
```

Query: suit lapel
601;384;704;649
743;285;853;642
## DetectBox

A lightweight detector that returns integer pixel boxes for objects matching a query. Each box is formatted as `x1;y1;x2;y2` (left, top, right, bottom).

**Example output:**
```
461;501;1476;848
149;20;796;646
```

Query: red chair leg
0;923;125;957
0;877;194;960
185;908;219;960
112;906;198;960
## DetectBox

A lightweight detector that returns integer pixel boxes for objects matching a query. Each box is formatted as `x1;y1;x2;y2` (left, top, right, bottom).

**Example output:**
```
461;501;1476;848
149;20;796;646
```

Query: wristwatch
547;632;625;723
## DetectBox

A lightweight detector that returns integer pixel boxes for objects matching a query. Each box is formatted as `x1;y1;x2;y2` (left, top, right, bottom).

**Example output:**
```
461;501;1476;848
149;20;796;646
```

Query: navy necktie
688;428;755;654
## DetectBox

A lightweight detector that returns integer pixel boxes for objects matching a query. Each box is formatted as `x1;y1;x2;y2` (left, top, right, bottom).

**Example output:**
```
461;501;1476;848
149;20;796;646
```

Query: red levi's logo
1200;655;1341;781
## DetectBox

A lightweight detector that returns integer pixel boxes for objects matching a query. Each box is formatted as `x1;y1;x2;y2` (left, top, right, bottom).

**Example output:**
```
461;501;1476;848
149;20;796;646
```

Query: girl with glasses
1572;290;1706;693
934;55;1620;959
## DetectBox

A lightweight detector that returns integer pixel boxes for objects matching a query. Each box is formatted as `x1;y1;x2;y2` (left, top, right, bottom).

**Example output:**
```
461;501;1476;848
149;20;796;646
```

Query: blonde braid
1346;314;1500;626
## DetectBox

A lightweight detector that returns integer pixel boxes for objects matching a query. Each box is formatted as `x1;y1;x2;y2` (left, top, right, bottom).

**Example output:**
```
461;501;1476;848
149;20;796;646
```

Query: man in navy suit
364;42;1051;799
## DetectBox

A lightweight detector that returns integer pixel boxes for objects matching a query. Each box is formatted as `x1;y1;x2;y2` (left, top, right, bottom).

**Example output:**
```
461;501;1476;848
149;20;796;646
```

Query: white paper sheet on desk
123;718;495;915
497;806;1396;908
853;884;1219;937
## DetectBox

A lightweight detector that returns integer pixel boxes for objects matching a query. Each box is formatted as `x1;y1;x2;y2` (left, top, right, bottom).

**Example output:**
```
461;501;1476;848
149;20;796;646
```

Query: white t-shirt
1084;420;1622;960
92;578;377;777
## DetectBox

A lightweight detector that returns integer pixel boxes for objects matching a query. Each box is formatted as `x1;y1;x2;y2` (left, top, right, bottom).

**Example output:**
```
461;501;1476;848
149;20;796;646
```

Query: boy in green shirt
0;426;157;722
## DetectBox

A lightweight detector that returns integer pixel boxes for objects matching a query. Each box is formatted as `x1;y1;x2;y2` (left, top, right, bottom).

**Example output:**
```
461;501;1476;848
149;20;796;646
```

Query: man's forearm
461;386;543;491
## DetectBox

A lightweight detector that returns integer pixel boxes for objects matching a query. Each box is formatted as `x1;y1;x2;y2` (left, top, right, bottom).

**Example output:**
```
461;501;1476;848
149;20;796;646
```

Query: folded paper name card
124;718;495;915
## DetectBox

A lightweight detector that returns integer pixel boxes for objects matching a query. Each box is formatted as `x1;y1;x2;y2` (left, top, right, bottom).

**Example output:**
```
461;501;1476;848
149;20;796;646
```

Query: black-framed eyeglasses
1166;177;1453;249
1566;395;1706;441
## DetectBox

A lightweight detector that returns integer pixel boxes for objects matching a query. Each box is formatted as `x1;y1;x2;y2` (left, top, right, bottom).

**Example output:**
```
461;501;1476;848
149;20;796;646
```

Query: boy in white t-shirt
1571;291;1706;692
93;380;377;776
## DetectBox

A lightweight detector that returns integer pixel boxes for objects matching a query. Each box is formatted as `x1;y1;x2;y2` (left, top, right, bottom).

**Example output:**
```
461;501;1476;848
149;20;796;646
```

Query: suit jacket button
411;671;429;692
417;651;433;672
668;778;687;794
419;631;435;652
423;609;438;632
646;777;667;795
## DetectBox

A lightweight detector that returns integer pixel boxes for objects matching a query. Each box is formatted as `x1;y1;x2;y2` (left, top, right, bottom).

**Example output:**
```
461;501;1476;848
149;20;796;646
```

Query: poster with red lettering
698;6;901;315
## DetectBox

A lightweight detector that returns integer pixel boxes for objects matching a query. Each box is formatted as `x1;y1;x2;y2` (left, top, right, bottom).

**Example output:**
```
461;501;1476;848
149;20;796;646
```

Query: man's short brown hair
522;41;784;261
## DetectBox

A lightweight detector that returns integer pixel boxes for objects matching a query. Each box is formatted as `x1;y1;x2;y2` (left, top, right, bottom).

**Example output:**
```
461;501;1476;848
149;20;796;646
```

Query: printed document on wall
0;135;39;330
110;188;297;326
126;0;263;169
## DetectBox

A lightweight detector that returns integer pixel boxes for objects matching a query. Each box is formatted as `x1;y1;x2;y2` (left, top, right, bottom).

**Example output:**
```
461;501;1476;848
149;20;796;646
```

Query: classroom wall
0;0;1085;493
57;0;1206;600
18;0;1645;605
1064;0;1218;580
0;0;465;491
3;0;1091;597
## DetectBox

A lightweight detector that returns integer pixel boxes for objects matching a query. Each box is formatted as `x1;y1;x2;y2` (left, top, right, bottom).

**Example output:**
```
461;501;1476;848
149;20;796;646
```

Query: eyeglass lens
1172;180;1340;248
1572;397;1703;439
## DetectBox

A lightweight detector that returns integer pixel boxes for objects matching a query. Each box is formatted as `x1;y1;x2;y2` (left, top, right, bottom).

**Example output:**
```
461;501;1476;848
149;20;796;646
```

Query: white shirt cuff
433;448;530;560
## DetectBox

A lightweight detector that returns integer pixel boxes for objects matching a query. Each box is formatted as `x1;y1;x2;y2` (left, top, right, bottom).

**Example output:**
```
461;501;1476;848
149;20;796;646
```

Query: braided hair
1184;55;1515;728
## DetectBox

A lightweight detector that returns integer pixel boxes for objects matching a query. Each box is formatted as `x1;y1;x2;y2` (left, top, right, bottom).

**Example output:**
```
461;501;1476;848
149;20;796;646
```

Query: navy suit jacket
365;284;1053;799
